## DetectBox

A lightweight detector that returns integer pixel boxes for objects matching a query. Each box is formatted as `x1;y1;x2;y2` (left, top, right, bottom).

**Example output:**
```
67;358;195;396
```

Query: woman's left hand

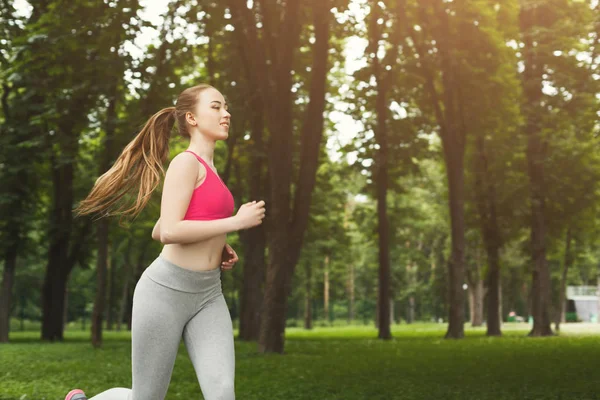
221;243;238;270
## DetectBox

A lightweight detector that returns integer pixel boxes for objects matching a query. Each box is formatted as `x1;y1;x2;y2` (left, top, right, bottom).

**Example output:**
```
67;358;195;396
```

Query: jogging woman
66;84;266;400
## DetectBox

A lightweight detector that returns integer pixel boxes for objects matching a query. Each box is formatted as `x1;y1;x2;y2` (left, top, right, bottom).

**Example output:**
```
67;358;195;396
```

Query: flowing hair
74;84;214;221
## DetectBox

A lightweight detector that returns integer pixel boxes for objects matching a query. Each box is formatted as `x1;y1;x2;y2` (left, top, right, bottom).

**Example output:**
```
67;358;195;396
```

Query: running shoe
64;389;87;400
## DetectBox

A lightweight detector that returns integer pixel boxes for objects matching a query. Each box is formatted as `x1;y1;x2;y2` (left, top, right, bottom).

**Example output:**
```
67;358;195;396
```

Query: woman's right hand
235;200;266;230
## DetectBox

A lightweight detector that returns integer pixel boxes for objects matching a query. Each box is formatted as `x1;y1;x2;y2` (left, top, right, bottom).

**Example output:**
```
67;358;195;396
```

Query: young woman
66;84;266;400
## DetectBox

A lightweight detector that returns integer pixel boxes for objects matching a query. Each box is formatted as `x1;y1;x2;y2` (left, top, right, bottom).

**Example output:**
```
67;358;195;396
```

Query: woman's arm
151;217;240;245
161;218;240;244
158;152;241;245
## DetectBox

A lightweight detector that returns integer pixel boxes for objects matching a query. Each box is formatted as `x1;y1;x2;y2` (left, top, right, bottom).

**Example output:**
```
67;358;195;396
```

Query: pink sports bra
182;150;235;221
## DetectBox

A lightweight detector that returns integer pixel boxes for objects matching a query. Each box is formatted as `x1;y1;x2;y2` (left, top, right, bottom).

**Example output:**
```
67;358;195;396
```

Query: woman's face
192;87;231;141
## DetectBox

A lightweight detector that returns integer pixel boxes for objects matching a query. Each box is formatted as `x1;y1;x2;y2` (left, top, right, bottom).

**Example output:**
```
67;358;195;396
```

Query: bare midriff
160;234;226;272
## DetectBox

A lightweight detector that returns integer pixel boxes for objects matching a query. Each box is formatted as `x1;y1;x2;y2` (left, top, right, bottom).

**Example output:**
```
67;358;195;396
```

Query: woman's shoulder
170;151;198;164
166;152;201;177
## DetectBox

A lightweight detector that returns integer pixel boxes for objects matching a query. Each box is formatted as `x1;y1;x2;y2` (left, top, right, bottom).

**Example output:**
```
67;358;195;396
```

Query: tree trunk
430;241;439;321
41;213;92;340
324;254;330;324
348;264;355;323
473;129;503;336
117;261;132;332
408;295;415;324
367;0;404;341
91;219;109;347
42;262;69;341
487;246;502;336
127;263;142;331
525;150;553;335
520;1;553;337
375;140;391;339
106;247;115;331
0;246;17;342
375;297;379;329
41;152;76;341
419;0;468;339
468;280;484;327
409;1;467;338
235;18;268;343
91;81;118;344
238;227;266;341
468;287;474;326
304;261;313;330
63;287;69;330
499;278;503;326
525;281;532;322
466;246;485;328
236;129;268;341
555;227;573;332
444;147;466;338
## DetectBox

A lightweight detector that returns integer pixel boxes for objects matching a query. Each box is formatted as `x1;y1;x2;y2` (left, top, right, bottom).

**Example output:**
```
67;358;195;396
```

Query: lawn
2;323;599;400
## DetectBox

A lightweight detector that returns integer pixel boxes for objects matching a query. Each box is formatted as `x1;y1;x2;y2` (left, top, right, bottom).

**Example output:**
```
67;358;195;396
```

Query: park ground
2;323;600;400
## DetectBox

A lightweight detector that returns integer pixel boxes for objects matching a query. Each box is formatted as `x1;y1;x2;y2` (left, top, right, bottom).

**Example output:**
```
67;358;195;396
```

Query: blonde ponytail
75;107;175;220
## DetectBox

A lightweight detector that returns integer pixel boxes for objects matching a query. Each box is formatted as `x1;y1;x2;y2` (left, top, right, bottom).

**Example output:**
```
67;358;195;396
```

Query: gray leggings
88;253;235;400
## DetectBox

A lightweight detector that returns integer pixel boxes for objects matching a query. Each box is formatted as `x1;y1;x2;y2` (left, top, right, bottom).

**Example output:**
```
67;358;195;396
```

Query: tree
0;0;42;343
518;0;599;336
364;0;406;339
226;0;337;353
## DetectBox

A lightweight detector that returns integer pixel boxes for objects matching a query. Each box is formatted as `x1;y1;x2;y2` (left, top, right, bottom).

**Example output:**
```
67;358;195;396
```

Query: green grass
2;323;600;400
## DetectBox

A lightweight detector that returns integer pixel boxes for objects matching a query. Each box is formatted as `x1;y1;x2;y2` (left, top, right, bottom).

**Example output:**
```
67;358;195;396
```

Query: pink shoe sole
65;389;87;400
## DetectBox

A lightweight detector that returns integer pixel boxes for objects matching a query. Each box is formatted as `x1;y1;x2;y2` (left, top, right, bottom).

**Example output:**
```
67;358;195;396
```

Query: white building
567;286;599;323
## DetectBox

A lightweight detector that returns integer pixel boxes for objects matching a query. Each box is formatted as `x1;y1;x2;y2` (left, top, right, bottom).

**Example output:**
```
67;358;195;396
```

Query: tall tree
518;0;598;336
364;0;406;340
519;0;553;337
461;1;523;336
227;0;335;353
91;82;119;347
401;0;470;338
0;0;41;343
32;0;139;341
233;37;269;342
